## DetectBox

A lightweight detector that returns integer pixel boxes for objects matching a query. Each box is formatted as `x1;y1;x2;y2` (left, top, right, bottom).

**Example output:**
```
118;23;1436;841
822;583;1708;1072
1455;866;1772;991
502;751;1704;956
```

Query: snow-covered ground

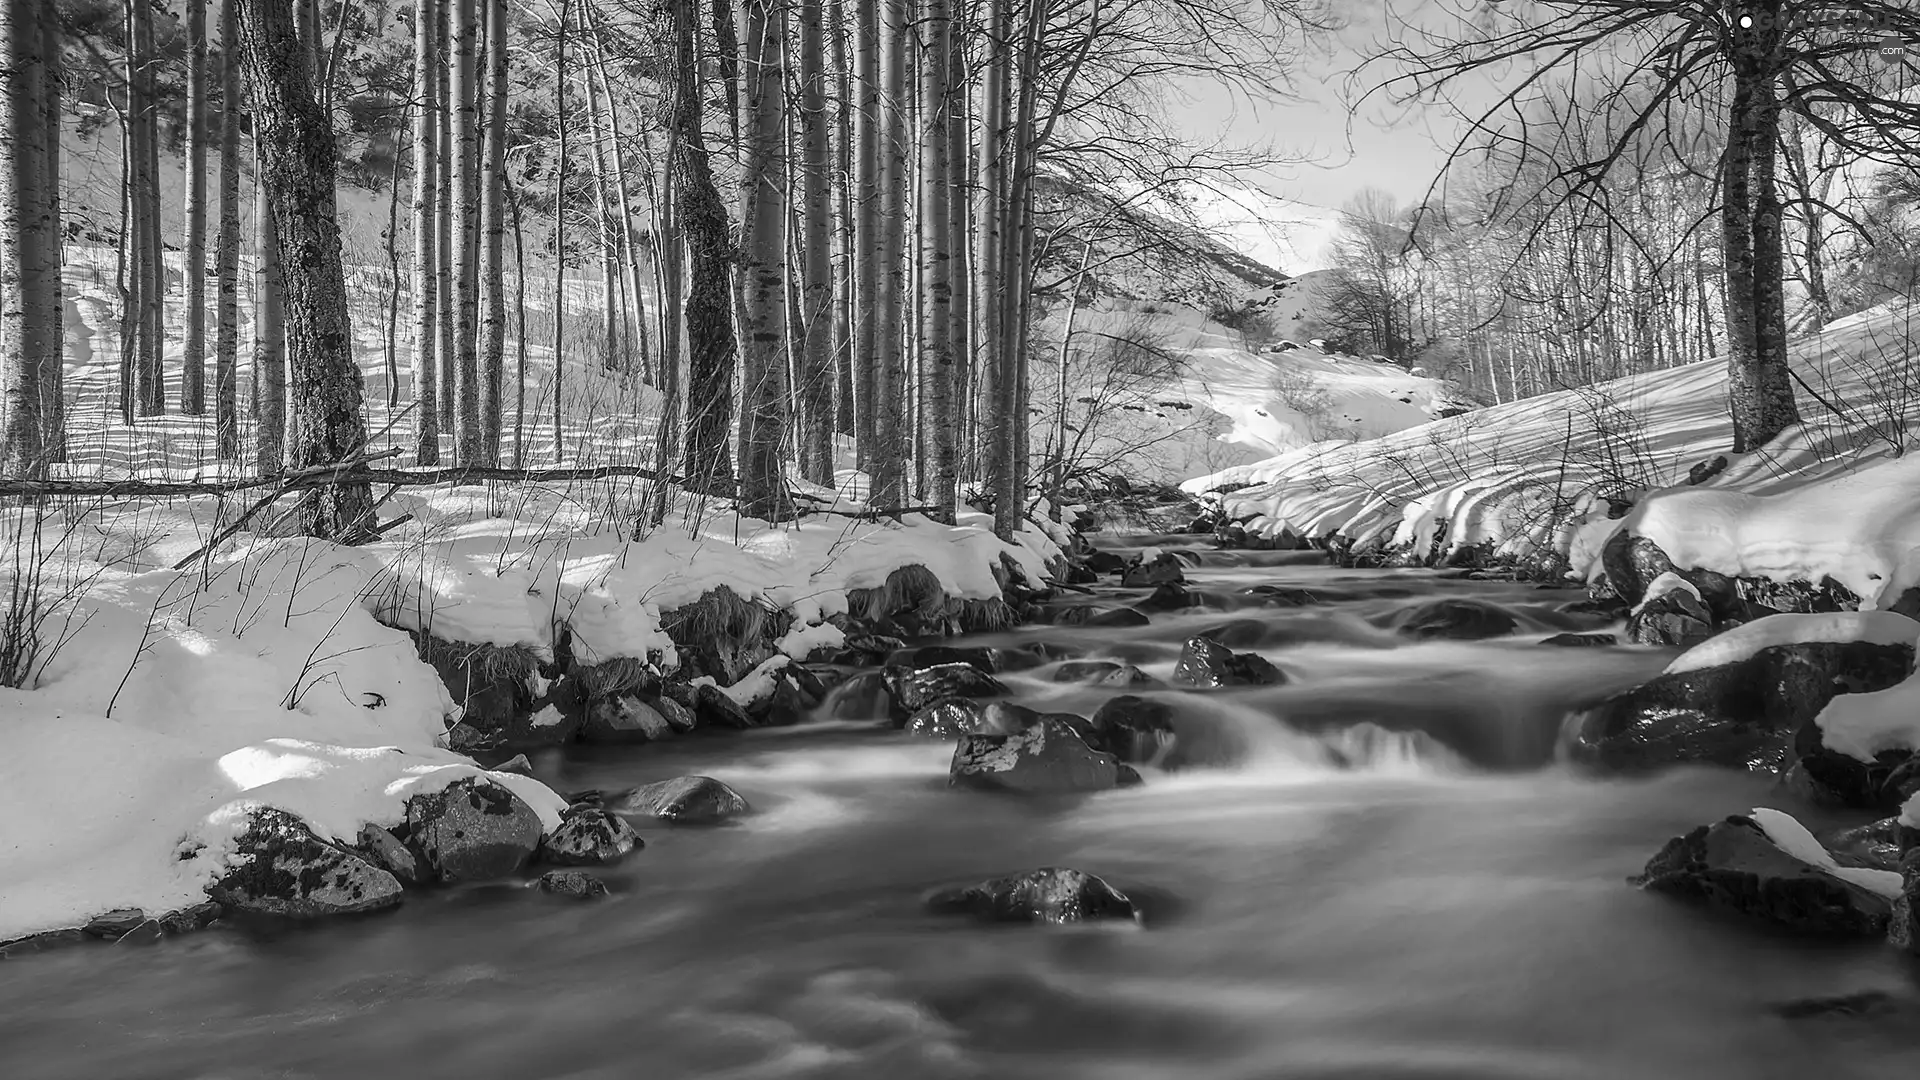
1185;302;1920;564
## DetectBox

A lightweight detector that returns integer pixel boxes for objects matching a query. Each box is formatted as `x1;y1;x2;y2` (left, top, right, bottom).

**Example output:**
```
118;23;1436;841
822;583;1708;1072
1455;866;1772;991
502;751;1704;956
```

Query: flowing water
5;540;1919;1079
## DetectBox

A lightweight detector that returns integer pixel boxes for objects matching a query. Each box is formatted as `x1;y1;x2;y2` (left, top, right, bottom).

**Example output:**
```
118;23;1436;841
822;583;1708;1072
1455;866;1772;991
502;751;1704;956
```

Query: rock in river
1634;813;1897;937
1170;636;1284;689
537;870;610;900
211;808;403;918
884;661;1007;719
950;718;1125;794
539;807;642;865
608;775;752;824
1392;598;1518;641
926;867;1140;925
405;777;545;883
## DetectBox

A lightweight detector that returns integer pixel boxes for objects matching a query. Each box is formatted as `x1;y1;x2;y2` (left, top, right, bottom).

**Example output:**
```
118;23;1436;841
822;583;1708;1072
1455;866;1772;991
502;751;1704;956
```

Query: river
2;540;1916;1079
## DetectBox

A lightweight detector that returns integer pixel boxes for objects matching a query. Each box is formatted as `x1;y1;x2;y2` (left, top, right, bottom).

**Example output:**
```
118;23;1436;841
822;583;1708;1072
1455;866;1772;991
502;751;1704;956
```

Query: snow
1184;299;1920;566
1662;611;1920;676
696;654;792;708
1749;807;1903;899
1633;572;1702;616
1811;634;1920;762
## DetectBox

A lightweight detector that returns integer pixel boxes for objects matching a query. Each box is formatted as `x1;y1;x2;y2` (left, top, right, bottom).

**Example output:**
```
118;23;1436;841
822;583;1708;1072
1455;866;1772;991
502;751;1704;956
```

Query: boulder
1822;818;1903;872
1601;530;1678;607
405;777;545;883
887;645;1004;675
211;808;404;918
925;867;1140;925
82;909;150;940
1244;585;1325;607
1084;550;1128;575
883;662;1007;720
1393;598;1518;641
582;695;674;743
357;823;425;886
490;753;534;776
950;719;1124;794
1170;636;1284;689
608;775;751;824
826;670;892;722
1132;583;1201;613
750;672;815;727
1088;694;1177;765
905;697;993;739
539;807;642;865
1889;823;1920;956
1120;553;1186;587
1082;607;1152;629
1634;814;1893;936
1627;587;1714;647
649;694;699;733
690;683;755;730
156;901;224;936
1559;596;1629;621
1569;639;1914;785
1540;632;1618;647
1052;661;1159;689
537;870;609;900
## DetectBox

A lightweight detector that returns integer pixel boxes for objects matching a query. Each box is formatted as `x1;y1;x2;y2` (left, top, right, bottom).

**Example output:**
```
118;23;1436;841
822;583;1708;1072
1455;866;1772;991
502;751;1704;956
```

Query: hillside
1182;301;1920;564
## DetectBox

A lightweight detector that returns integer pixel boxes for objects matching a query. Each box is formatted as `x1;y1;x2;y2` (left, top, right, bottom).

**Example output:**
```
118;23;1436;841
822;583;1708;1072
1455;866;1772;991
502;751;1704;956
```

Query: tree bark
37;0;61;461
450;0;483;463
795;0;835;484
916;0;955;520
852;0;878;471
214;0;242;459
869;0;907;509
412;0;441;463
181;0;210;415
252;148;286;473
1;0;53;478
128;0;164;418
579;28;624;374
549;0;569;462
670;0;738;495
435;1;457;435
738;0;791;520
978;0;1011;533
829;0;854;439
234;0;375;539
478;0;509;463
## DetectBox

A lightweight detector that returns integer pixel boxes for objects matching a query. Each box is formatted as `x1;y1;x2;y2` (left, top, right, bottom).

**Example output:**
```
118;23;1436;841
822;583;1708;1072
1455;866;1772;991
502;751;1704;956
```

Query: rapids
3;540;1916;1079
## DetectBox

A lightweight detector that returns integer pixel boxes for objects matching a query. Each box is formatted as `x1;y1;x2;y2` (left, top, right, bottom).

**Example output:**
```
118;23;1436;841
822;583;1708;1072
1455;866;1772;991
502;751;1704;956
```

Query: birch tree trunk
181;0;209;415
450;0;483;463
129;0;164;417
214;0;242;459
252;149;286;473
978;0;1012;533
412;0;441;463
829;0;854;438
580;33;624;374
869;0;908;509
549;0;569;462
1;0;52;478
478;0;509;463
795;0;835;484
852;0;879;470
435;2;457;434
234;0;376;539
670;0;737;495
916;0;955;520
738;0;791;519
37;0;61;461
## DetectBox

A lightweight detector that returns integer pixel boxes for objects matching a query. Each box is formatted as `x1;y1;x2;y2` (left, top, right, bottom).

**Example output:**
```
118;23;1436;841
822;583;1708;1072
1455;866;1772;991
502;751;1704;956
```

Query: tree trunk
1;0;53;478
979;0;1011;534
852;0;878;471
647;0;684;525
435;2;457;435
450;0;483;463
37;0;61;461
916;0;955;520
580;32;624;374
945;18;968;479
181;0;210;415
214;0;242;460
549;0;569;463
670;0;737;495
234;0;375;538
412;0;441;463
869;0;907;509
738;0;791;520
828;0;854;439
129;0;164;418
795;0;835;484
592;28;655;386
253;149;286;473
477;0;508;464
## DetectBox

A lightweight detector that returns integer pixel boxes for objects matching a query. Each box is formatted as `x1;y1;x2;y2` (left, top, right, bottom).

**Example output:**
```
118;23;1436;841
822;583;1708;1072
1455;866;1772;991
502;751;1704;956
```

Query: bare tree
214;0;243;459
795;0;836;484
412;0;442;464
181;0;210;415
450;0;482;463
1;0;56;478
478;0;509;463
738;0;792;519
916;0;956;520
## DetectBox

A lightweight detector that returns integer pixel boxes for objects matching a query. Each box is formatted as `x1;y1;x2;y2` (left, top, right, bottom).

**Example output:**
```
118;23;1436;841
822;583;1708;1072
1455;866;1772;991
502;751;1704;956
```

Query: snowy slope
1184;301;1920;561
1160;181;1345;277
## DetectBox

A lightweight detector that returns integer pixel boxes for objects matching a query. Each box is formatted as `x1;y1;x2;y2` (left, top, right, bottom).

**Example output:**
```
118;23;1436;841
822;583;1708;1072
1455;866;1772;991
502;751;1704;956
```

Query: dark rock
826;670;892;721
1823;818;1903;872
1170;636;1284;689
156;901;223;936
648;694;698;733
537;870;609;900
1769;991;1898;1020
1132;583;1200;613
1627;587;1715;647
1559;596;1629;620
582;695;674;743
1569;638;1914;784
1120;553;1186;587
0;929;87;957
888;645;1004;675
1244;585;1324;606
405;778;545;883
925;867;1140;925
823;633;910;666
357;824;425;886
1540;632;1618;647
883;662;1007;719
540;807;641;865
491;753;534;776
1116;763;1145;786
785;664;829;705
82;909;149;940
1393;598;1518;641
906;697;1022;739
1785;748;1920;812
1601;531;1677;607
1687;454;1729;486
1888;823;1920;956
950;719;1124;794
691;683;755;729
1084;550;1127;575
1088;695;1178;765
1082;606;1152;629
608;775;751;824
1634;814;1892;936
1194;618;1268;648
413;634;541;744
751;672;814;727
211;808;404;917
1052;661;1159;689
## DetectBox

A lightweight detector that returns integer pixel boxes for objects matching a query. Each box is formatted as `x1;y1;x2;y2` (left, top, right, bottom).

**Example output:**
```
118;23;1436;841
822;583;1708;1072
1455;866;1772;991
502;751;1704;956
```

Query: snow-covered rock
1634;811;1896;936
538;808;641;866
209;808;403;919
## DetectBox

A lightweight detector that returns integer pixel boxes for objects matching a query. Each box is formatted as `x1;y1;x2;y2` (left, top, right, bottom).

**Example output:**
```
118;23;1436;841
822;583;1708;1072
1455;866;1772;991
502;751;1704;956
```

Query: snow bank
1662;611;1920;676
1634;572;1703;617
1813;638;1920;763
1750;807;1903;899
